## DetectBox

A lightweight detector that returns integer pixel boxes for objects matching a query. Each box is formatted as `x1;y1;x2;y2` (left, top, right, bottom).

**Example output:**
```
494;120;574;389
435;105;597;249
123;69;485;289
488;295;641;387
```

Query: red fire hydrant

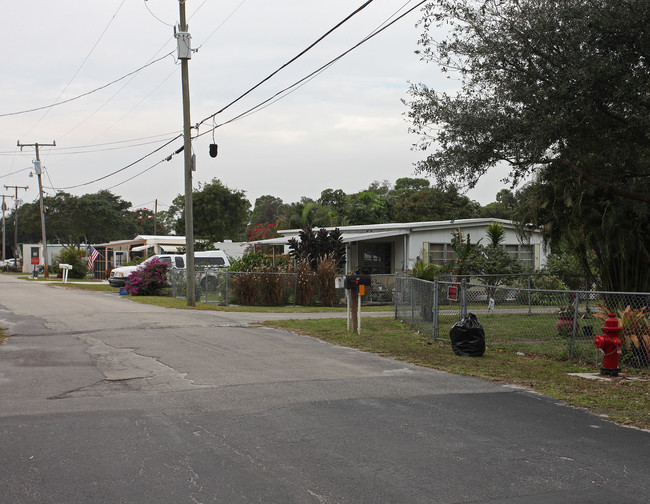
594;313;622;376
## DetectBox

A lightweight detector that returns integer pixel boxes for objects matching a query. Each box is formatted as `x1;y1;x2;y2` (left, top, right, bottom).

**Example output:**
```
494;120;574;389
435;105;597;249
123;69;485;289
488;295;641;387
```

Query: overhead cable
46;134;182;191
0;52;174;118
196;0;427;136
195;0;375;129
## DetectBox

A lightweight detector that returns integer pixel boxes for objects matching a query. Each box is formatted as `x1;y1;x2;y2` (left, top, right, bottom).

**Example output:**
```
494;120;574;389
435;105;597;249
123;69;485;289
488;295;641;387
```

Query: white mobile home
255;219;547;274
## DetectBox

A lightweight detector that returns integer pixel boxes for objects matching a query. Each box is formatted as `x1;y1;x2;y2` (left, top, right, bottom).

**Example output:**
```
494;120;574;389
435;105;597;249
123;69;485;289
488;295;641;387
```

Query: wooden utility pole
4;184;28;264
154;199;158;235
1;193;13;262
177;0;195;306
17;141;55;278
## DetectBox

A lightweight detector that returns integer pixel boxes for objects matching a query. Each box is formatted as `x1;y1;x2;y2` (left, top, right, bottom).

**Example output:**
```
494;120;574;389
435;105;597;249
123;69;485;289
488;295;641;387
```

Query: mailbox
344;275;371;289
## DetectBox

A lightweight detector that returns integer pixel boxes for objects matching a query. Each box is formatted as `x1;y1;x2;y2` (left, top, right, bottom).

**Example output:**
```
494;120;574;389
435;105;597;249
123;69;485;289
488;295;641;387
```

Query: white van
194;250;230;290
108;250;230;289
194;250;230;268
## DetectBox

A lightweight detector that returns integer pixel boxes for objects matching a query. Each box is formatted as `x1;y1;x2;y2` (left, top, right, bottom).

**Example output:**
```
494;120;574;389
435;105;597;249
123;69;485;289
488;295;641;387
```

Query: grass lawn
263;317;650;430
124;295;394;313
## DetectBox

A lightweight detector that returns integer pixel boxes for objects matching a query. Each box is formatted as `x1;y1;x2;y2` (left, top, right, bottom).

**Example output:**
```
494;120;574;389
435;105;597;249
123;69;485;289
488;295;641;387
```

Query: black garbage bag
450;313;485;357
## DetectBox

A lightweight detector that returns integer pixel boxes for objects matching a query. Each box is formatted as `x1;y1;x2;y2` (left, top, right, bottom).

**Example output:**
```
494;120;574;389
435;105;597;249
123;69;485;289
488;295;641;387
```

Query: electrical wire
18;0;127;135
195;0;375;130
38;132;182;153
105;159;167;192
0;52;175;118
33;0;420;196
188;0;209;21
0;167;32;179
46;134;182;191
193;0;249;51
41;138;182;156
40;0;375;193
196;0;427;137
143;0;174;27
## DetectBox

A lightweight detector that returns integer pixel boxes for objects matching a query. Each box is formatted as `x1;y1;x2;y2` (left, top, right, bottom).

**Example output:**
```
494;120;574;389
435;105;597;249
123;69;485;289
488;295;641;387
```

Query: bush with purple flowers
125;257;169;296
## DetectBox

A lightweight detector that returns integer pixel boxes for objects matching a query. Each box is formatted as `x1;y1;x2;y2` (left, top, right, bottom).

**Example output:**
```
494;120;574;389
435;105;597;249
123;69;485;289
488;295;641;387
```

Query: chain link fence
395;275;650;371
166;268;649;370
167;269;398;308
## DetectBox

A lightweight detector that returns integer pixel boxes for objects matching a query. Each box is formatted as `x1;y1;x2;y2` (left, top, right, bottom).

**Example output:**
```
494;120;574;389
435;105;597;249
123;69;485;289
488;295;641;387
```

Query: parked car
108;251;230;288
1;258;20;270
108;254;185;287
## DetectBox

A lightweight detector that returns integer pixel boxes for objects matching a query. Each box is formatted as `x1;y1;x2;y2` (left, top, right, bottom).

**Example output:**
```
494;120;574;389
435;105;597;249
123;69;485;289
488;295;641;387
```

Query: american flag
88;246;99;271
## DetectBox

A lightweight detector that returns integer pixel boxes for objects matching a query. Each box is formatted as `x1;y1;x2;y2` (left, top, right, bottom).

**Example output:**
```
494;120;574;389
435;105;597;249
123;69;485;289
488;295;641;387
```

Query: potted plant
557;305;578;336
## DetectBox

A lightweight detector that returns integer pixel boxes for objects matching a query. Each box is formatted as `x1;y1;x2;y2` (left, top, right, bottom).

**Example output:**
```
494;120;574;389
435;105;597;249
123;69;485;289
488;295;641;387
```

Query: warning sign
448;285;458;301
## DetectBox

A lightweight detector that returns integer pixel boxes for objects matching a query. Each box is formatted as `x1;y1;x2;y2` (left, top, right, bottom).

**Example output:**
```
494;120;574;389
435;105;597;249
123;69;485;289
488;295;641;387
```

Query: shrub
229;250;273;272
125;257;168;296
54;246;88;279
410;259;442;281
293;260;316;306
259;267;287;306
230;271;259;305
316;255;337;307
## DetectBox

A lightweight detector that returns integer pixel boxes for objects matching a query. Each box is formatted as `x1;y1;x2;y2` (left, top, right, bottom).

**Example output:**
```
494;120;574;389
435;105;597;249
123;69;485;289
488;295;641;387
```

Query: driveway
0;274;648;503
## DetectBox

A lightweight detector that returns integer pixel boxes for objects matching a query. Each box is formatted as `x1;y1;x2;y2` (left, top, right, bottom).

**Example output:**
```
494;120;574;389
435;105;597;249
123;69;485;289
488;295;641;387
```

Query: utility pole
177;0;195;306
4;184;28;264
154;199;158;236
1;193;13;262
18;140;56;278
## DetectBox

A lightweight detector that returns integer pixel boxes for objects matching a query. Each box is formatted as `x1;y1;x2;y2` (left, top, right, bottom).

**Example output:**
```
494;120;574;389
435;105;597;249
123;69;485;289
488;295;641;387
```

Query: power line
46;135;182;191
143;0;174;27
0;167;32;179
0;52;174;118
195;0;375;130
193;0;249;51
16;0;127;131
38;132;181;153
32;0;421;196
196;0;427;136
105;159;167;192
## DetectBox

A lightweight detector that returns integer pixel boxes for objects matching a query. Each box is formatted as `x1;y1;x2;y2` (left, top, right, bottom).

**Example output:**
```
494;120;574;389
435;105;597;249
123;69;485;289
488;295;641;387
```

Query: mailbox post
59;263;72;283
344;274;371;334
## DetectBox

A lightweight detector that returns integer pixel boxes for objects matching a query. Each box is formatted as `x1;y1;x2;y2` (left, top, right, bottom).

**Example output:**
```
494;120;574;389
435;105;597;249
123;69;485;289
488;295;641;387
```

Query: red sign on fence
448;285;458;301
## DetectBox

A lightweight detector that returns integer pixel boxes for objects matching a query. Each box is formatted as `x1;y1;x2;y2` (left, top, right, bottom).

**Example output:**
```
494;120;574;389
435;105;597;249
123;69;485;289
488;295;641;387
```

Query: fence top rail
399;276;650;297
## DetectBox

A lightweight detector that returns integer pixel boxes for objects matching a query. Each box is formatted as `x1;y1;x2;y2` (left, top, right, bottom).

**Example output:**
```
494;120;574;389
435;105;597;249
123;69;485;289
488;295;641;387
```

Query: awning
340;229;410;243
131;245;151;252
251;229;410;247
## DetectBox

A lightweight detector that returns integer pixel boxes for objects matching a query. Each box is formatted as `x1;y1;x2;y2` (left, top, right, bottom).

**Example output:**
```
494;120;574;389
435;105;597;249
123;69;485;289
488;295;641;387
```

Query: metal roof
250;228;411;246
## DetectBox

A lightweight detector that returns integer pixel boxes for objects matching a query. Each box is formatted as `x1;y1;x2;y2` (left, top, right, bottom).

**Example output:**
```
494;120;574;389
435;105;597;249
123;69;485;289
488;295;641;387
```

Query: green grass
124;295;393;312
262;317;650;430
0;327;6;345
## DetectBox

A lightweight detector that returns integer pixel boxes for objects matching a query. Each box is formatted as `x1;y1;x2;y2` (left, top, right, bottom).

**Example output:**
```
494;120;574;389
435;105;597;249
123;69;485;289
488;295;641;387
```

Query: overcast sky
1;0;510;216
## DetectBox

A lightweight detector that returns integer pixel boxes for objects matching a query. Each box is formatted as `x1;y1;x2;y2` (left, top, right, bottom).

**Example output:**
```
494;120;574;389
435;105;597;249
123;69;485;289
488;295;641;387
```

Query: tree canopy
407;0;650;290
6;190;137;246
168;178;250;242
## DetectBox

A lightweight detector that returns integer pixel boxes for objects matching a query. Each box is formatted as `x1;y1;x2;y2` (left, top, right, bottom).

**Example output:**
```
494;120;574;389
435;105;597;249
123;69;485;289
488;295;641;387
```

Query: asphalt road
0;275;648;504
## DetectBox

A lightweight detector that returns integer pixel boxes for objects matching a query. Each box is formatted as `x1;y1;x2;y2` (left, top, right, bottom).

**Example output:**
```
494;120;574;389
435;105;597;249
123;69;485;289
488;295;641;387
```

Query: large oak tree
407;0;650;291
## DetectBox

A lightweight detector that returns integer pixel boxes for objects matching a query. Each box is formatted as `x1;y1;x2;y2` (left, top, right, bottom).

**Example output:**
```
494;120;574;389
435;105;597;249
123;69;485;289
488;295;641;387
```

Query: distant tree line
247;177;517;234
4;177;516;255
